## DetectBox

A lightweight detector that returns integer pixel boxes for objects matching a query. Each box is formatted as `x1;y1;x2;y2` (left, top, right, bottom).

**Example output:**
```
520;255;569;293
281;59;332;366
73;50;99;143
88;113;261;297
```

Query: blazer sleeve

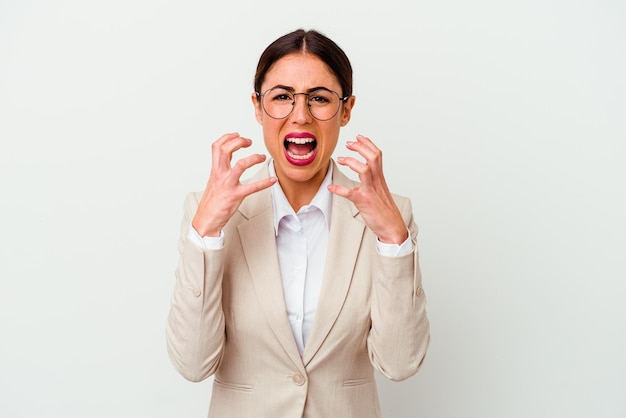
166;192;225;382
367;196;430;381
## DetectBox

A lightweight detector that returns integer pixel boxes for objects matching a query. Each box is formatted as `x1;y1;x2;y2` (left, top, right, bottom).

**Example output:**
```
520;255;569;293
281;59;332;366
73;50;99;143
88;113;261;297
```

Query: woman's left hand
328;134;409;244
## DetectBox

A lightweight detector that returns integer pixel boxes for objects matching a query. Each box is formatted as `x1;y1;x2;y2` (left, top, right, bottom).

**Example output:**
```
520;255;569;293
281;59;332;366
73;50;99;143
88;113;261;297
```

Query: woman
166;29;430;418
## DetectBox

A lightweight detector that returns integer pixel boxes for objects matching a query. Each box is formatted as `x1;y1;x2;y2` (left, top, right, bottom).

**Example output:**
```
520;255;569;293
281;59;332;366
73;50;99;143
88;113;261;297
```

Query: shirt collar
269;160;333;236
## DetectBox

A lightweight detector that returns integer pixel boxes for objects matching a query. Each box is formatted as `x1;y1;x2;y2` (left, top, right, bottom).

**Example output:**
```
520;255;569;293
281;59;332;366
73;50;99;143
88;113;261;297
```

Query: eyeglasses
256;87;349;121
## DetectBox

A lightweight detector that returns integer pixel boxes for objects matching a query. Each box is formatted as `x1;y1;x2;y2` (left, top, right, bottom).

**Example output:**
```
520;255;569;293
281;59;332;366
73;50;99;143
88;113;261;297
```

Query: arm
329;134;430;381
367;197;430;381
166;192;226;382
166;133;276;382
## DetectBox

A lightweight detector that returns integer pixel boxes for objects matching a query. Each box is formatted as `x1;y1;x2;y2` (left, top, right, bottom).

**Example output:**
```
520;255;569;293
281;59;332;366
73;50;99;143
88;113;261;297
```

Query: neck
277;163;330;212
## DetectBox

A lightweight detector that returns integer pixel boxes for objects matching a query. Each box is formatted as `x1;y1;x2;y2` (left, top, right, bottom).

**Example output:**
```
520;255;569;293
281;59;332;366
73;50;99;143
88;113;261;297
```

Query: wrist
377;228;409;245
191;218;222;238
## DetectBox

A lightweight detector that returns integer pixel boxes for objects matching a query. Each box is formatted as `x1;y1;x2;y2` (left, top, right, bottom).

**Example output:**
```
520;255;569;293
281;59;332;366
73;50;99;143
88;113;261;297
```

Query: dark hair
254;29;353;98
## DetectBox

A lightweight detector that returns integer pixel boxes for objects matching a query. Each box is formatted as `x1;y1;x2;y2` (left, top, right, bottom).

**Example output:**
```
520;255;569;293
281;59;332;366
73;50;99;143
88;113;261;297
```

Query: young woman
167;28;430;418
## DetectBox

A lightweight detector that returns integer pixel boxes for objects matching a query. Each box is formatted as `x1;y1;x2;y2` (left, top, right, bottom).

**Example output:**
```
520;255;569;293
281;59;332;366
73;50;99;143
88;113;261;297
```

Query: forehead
261;53;341;91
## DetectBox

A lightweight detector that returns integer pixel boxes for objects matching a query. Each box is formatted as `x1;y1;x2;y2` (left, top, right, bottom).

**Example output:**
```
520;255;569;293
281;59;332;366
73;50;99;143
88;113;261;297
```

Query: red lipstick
283;132;317;166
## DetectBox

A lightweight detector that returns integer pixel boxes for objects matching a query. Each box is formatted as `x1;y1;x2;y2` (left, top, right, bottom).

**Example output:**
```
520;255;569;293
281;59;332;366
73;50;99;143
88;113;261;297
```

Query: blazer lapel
302;162;365;365
237;164;304;370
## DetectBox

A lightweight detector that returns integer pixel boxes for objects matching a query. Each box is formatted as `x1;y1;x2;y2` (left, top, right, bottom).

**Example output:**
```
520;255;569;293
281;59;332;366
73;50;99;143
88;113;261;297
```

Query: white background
1;0;625;417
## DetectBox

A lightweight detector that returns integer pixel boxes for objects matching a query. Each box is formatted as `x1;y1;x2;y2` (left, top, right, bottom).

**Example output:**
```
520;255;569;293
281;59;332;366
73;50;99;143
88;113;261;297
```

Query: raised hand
192;132;277;237
328;134;408;244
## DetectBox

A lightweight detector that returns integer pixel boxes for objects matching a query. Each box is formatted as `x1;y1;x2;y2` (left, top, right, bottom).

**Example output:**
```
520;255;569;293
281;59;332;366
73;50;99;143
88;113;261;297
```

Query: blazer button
292;373;306;386
192;288;201;297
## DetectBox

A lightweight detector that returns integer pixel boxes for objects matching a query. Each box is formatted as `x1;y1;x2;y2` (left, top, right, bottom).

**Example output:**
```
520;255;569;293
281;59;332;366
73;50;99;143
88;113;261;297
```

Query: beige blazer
166;160;430;418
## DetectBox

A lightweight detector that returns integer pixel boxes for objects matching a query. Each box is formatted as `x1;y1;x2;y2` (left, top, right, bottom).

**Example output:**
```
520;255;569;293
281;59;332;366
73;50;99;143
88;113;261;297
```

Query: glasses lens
261;88;342;121
308;89;341;121
262;88;295;119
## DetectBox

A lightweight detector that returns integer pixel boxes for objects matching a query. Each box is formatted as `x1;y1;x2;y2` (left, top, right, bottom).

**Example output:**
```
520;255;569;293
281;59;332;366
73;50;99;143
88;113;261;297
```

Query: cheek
262;122;283;155
262;120;280;139
321;125;341;147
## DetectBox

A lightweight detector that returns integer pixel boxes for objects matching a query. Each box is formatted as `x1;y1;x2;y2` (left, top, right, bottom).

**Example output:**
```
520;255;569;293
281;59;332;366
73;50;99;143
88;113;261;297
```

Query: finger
354;134;379;151
220;135;254;155
346;136;383;171
346;135;378;156
238;176;278;198
211;133;253;169
336;156;366;172
230;153;268;180
327;183;355;200
212;132;243;154
346;136;389;190
336;156;374;186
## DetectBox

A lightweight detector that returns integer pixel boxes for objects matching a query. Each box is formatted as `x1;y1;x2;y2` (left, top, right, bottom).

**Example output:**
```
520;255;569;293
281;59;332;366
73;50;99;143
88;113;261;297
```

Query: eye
268;89;294;102
273;93;293;102
309;94;330;104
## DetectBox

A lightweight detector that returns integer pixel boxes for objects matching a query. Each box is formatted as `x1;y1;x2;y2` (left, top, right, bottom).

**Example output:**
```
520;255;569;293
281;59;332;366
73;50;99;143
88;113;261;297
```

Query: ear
252;92;263;125
340;95;356;127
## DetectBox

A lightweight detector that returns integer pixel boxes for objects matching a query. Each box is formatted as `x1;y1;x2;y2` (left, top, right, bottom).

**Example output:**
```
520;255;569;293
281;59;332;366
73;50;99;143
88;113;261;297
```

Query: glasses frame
256;88;350;121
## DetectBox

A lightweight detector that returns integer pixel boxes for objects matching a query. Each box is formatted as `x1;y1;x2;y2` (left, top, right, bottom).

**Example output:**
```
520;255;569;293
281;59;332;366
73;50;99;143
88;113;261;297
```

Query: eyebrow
269;84;333;93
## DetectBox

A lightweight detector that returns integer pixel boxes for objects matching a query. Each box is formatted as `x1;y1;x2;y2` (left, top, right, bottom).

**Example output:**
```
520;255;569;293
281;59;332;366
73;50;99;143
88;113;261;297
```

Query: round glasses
256;87;349;121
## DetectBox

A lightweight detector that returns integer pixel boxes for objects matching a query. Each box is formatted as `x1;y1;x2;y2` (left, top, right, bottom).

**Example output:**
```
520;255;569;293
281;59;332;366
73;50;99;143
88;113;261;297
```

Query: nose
290;93;312;124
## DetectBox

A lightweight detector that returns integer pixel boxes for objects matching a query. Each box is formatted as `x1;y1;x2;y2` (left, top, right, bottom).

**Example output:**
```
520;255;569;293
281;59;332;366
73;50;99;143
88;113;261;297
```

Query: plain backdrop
1;0;625;417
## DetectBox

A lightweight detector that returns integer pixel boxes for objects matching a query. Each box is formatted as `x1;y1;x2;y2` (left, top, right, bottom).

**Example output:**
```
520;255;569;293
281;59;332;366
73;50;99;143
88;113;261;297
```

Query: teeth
286;137;314;144
287;150;315;160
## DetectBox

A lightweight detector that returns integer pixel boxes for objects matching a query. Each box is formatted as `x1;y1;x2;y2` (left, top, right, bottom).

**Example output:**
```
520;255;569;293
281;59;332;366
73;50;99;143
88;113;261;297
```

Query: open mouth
284;136;317;165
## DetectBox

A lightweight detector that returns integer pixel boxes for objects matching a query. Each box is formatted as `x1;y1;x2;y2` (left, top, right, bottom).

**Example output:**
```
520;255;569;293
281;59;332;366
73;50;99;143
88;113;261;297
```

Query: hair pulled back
254;29;353;98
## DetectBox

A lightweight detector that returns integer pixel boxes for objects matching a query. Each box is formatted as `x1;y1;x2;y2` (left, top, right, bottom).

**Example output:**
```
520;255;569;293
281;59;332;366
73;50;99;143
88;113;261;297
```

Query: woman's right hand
191;132;276;237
